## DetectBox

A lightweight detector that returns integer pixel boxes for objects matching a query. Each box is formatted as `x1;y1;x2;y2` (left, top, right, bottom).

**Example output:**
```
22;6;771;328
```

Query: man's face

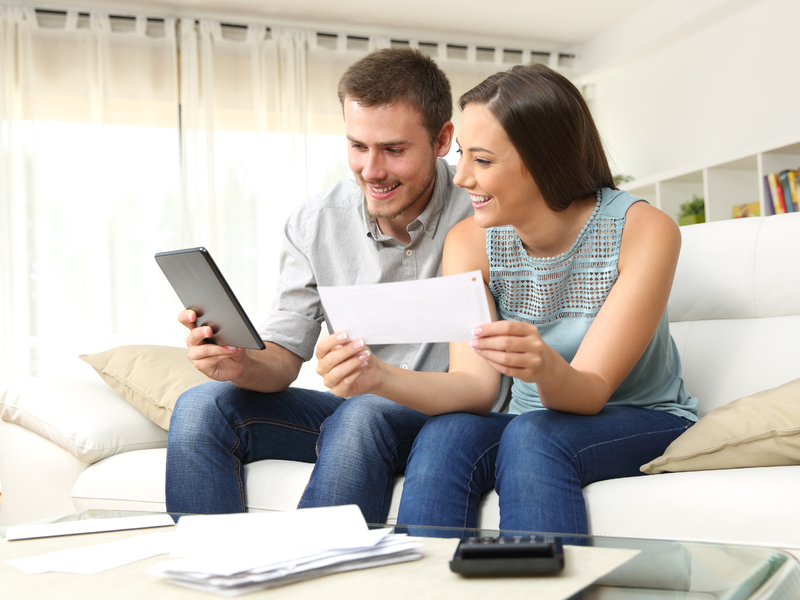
344;99;449;229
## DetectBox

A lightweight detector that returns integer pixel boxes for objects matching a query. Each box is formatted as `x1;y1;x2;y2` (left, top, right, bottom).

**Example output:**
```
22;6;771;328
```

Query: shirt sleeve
256;205;323;362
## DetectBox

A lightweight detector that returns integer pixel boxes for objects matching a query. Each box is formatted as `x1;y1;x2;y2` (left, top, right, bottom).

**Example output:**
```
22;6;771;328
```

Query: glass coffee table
2;510;798;599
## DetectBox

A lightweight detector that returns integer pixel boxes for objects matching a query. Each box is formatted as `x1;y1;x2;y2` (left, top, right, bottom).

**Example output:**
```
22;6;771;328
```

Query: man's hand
180;309;248;382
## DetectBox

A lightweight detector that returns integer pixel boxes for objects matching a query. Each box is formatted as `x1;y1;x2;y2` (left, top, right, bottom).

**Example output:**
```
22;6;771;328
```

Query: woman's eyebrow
455;137;495;154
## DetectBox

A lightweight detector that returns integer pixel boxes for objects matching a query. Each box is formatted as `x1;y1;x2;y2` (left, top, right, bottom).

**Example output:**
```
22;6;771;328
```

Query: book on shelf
763;176;775;216
767;172;788;213
779;170;799;212
732;202;761;218
763;169;800;216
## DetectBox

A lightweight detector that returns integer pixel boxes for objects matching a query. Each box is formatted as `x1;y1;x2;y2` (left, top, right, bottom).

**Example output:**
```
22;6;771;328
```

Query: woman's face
453;103;544;230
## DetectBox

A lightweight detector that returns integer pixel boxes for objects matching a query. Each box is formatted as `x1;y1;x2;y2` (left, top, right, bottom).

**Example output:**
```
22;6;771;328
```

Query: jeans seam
462;441;501;529
233;417;319;435
227;436;246;512
572;423;690;460
236;456;245;511
298;422;325;509
314;420;324;459
377;436;404;523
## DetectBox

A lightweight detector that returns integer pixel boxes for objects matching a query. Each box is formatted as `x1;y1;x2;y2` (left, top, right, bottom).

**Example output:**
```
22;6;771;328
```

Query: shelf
623;140;800;224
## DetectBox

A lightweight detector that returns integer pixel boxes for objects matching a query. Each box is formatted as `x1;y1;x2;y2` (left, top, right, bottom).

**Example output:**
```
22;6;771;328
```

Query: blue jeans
165;381;430;522
397;406;693;534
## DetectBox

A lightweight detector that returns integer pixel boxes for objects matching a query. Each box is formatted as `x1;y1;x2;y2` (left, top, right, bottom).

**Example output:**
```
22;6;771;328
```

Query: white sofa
2;213;800;550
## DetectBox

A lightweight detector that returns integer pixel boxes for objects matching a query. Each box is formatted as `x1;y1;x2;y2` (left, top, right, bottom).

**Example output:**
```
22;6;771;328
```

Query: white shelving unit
621;141;800;224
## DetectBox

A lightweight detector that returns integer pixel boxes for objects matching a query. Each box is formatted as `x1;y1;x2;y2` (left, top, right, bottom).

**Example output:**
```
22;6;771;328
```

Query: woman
316;64;697;534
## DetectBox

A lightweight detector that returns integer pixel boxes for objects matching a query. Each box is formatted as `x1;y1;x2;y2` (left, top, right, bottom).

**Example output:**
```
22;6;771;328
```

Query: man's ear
435;121;455;158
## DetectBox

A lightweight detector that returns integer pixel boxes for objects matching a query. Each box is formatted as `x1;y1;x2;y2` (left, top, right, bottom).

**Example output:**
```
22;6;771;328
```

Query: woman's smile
471;193;493;208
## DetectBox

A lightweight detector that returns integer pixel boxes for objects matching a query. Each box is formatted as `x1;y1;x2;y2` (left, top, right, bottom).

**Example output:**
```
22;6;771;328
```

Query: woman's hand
315;332;383;397
469;320;548;383
180;309;248;381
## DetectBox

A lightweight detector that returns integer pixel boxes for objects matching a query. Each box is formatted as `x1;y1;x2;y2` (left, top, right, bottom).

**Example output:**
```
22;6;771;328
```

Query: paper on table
151;534;422;596
169;504;378;559
318;270;490;345
166;548;423;597
163;528;395;576
5;514;176;541
148;506;424;596
6;531;175;575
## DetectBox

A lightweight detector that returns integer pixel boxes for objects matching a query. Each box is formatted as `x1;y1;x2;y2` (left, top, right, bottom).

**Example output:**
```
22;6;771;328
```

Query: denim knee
498;410;571;459
316;395;429;464
168;381;235;446
322;395;394;431
408;413;480;470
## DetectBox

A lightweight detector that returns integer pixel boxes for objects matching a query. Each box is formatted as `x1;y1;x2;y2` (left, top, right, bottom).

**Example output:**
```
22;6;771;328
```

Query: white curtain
0;5;530;386
0;7;182;384
177;22;324;324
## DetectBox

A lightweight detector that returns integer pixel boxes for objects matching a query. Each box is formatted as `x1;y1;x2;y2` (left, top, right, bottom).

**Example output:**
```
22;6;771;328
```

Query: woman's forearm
372;364;499;416
533;345;614;415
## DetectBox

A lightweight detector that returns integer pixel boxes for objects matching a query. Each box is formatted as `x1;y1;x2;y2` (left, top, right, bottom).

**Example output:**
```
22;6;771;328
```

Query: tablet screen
155;247;266;350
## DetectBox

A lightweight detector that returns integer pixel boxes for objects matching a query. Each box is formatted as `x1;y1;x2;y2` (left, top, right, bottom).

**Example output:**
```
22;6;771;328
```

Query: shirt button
405;249;413;256
401;364;409;369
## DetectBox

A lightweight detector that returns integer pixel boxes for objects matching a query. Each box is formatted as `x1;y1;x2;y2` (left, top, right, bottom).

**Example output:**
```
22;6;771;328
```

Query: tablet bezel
155;247;266;350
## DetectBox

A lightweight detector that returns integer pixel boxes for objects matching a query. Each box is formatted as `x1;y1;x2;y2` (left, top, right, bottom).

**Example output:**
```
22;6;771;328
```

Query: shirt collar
362;158;450;242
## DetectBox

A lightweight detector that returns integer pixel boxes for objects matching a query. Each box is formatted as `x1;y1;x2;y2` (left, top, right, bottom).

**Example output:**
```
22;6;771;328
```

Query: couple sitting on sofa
166;47;698;534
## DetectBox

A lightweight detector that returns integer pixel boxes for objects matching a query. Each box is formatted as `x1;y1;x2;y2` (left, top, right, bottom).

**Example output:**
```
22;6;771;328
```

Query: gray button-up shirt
258;158;473;374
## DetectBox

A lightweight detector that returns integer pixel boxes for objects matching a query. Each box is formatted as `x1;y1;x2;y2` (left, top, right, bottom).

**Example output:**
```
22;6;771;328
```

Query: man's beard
360;161;437;221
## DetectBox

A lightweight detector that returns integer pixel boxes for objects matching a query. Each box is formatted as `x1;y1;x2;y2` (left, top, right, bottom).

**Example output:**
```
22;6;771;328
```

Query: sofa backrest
667;212;800;416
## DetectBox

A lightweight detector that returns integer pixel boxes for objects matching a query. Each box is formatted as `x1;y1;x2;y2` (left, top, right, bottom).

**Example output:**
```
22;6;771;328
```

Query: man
165;47;477;522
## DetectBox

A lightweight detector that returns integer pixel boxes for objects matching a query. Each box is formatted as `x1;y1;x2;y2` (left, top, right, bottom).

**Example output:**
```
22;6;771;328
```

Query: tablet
155;247;266;350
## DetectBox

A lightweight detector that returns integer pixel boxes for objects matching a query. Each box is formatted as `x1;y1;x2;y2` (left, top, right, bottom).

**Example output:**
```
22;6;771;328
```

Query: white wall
581;0;800;181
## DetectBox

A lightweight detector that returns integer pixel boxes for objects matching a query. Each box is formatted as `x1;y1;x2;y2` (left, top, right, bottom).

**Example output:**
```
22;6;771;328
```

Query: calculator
449;535;565;576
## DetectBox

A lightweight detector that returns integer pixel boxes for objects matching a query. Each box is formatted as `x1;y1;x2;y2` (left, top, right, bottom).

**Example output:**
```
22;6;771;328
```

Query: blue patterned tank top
487;188;697;420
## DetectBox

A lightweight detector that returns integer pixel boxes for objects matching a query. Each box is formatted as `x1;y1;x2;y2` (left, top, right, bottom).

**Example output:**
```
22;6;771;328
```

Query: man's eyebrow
346;136;408;147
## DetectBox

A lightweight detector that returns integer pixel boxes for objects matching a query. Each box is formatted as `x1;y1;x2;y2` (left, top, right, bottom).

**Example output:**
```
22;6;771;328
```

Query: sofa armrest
0;420;89;525
0;376;167;464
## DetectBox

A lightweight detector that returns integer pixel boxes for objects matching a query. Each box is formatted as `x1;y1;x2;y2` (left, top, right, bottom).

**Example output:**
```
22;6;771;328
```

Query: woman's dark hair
338;48;452;142
459;64;615;211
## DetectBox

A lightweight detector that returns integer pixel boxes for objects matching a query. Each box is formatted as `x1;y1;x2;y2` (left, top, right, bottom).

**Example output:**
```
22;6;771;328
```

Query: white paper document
318;270;490;344
6;531;175;575
168;504;383;558
5;513;175;541
149;505;423;596
153;532;422;597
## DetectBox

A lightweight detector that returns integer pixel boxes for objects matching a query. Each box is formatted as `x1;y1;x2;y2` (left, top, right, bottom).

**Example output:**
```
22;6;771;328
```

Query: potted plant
613;173;634;186
677;194;705;226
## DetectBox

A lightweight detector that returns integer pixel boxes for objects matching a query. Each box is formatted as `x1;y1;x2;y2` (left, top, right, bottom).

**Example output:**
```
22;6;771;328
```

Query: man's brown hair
338;47;452;141
460;64;615;211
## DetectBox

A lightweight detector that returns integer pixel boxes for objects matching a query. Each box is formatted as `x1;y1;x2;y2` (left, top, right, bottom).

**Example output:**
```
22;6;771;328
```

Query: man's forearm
231;342;304;393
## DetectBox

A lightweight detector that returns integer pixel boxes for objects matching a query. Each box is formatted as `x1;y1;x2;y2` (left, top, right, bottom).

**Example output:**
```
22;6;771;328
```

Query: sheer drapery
177;22;323;321
1;6;529;385
0;7;182;384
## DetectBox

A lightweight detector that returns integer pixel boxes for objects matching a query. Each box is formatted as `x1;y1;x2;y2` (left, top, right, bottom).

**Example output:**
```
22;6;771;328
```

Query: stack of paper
147;505;422;596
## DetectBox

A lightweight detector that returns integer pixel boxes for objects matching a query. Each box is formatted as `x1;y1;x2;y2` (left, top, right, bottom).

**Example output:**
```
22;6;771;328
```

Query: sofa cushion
0;374;167;463
586;465;800;547
72;448;169;513
641;378;800;474
80;345;211;430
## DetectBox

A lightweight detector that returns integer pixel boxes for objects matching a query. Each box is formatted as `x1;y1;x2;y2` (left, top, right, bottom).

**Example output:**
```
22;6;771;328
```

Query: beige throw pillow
80;345;211;431
641;378;800;474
